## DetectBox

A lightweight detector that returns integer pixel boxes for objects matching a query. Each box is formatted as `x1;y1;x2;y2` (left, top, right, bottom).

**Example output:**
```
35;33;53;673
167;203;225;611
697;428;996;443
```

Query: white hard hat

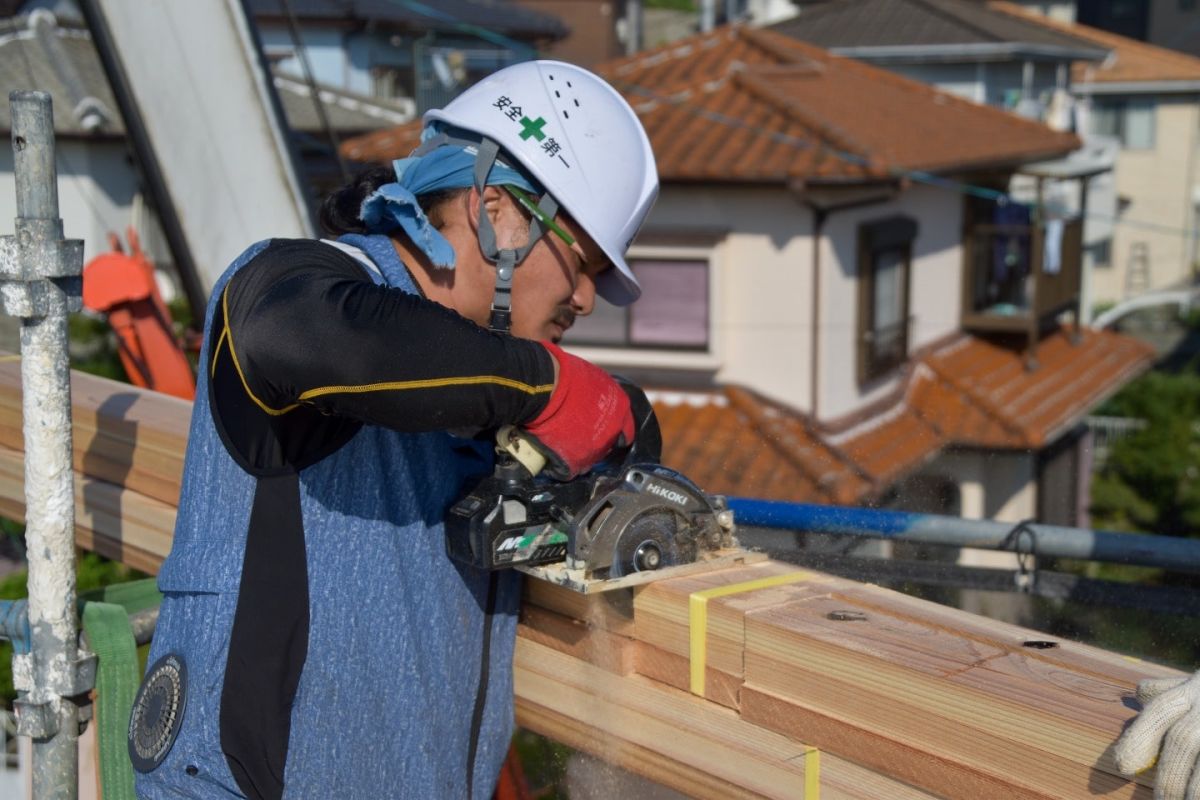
425;60;658;306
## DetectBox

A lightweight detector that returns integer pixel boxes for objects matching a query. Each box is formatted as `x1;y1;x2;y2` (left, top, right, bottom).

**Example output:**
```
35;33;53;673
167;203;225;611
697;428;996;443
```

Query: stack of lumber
0;360;1182;799
0;357;185;573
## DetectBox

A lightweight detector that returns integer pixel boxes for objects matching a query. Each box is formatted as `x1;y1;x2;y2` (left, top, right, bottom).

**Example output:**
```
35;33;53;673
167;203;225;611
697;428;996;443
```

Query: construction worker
1115;671;1200;799
129;60;657;800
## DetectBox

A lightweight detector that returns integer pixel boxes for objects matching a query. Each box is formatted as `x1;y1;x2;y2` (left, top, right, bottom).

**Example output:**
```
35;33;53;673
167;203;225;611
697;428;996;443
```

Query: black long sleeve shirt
206;238;555;474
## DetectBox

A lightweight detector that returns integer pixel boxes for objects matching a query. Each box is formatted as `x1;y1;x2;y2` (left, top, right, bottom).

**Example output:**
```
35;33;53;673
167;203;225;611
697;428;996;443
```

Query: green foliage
1092;370;1200;538
645;0;696;10
68;311;127;382
512;728;572;799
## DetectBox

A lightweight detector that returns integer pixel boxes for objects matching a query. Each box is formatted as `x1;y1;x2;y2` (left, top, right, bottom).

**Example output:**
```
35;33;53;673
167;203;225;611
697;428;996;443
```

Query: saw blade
609;511;688;578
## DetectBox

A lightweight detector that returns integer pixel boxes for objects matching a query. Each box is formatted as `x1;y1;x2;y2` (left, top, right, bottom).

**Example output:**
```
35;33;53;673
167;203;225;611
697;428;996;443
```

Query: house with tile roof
770;0;1128;320
773;0;1108;122
0;9;412;299
247;0;566;114
343;25;1154;539
991;2;1200;305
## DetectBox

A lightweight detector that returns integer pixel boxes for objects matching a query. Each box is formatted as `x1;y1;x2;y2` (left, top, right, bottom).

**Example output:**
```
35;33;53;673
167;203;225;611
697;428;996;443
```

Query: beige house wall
918;449;1038;525
577;183;965;423
575;185;817;409
1090;95;1200;305
1005;0;1076;24
913;449;1037;592
816;184;964;423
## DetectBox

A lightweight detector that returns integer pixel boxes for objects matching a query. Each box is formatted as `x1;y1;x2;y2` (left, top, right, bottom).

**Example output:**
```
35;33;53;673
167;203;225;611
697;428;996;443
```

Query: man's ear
467;186;506;234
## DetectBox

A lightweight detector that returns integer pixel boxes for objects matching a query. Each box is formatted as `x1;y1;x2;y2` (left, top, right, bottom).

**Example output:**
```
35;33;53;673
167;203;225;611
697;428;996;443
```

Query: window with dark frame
564;258;709;350
1088;96;1156;150
858;217;917;383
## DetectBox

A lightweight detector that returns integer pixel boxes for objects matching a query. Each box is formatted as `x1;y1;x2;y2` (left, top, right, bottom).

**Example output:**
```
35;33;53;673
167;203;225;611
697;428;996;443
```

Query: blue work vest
137;234;521;799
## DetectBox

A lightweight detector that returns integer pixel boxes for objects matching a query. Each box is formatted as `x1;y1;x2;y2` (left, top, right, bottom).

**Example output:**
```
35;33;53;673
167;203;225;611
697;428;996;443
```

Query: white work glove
1114;670;1200;799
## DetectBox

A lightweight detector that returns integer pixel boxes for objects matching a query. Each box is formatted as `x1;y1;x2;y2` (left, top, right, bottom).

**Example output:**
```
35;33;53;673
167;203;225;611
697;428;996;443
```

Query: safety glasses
504;185;577;249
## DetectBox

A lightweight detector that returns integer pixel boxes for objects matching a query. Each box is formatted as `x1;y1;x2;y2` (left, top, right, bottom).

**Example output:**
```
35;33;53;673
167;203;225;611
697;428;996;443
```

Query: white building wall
0;139;170;272
637;185;816;409
1002;0;1077;24
886;62;987;104
882;60;1065;112
582;183;965;422
915;447;1037;569
1090;96;1200;303
817;184;963;422
260;26;354;92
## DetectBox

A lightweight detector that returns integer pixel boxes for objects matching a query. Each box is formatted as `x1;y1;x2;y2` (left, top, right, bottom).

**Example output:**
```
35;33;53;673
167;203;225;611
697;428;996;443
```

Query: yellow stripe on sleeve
298;376;554;401
220;284;554;415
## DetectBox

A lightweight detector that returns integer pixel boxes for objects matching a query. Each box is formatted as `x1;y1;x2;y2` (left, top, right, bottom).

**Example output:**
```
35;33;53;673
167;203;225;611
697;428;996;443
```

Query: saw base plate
517;547;767;594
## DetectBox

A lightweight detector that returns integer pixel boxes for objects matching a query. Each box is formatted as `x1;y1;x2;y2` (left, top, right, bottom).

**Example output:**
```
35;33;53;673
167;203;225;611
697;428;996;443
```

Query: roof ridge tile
908;0;1007;44
749;25;1081;154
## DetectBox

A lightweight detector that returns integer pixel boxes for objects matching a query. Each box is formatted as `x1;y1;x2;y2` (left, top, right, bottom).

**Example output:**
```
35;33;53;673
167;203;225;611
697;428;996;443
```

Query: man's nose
572;272;597;316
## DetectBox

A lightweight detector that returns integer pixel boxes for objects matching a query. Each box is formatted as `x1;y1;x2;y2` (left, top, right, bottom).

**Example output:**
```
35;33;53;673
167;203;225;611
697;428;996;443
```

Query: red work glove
522;342;634;480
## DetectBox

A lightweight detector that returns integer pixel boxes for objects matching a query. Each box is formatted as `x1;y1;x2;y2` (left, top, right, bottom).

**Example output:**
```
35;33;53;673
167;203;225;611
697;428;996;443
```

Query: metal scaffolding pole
0;91;92;800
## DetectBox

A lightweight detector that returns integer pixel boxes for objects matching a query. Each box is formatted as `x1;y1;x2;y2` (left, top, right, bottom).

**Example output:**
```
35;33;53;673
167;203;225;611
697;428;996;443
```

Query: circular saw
445;381;755;592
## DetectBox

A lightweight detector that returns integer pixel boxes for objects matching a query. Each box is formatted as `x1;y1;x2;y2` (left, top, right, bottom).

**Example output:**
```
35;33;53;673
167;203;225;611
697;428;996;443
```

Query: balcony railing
961;217;1083;362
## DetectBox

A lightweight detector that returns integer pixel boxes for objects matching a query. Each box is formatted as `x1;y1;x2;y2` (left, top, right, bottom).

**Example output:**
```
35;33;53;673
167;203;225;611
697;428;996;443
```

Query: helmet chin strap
472;137;558;334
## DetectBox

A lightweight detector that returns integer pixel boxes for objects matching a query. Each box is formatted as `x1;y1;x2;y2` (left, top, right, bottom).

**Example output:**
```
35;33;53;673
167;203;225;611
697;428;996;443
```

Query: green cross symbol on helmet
424;60;659;307
518;116;547;142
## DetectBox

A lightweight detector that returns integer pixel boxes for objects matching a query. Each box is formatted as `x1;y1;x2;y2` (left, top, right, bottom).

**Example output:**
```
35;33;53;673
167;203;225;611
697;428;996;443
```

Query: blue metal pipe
0;599;32;654
728;498;1200;574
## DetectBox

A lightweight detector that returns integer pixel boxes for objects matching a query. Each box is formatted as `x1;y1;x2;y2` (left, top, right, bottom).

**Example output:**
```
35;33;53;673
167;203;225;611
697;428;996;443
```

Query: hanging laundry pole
0;90;92;800
730;498;1200;573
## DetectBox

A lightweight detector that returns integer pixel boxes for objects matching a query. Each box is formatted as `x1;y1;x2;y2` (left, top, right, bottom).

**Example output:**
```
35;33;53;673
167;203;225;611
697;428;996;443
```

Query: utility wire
611;77;1200;241
278;0;350;183
377;0;536;56
361;3;1198;242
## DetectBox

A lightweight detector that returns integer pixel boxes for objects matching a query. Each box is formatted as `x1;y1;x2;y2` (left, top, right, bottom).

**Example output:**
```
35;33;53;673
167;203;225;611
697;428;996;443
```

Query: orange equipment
82;227;195;400
493;743;535;800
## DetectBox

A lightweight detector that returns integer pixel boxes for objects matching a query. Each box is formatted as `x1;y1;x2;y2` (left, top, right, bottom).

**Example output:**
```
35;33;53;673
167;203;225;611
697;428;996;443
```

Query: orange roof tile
651;328;1153;503
990;2;1200;85
918;327;1154;448
341;25;1079;181
652;388;870;505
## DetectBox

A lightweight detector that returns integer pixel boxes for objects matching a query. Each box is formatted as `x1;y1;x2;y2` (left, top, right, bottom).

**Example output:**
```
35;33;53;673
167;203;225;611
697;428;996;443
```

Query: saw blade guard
567;463;734;579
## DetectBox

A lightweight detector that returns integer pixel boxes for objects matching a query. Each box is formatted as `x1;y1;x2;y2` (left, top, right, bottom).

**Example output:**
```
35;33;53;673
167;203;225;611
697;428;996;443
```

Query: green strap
79;578;162;800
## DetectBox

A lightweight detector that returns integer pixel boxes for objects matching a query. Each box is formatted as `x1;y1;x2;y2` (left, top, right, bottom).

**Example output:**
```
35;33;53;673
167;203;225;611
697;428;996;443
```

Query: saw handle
503;379;662;478
497;425;548;475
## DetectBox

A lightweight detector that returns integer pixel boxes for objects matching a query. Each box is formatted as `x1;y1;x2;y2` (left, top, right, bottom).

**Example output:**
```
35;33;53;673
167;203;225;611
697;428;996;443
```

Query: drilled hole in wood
1022;640;1058;649
827;610;868;622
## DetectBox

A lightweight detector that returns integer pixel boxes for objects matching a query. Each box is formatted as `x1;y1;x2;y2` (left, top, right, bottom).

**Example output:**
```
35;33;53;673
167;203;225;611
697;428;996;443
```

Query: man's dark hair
318;166;467;236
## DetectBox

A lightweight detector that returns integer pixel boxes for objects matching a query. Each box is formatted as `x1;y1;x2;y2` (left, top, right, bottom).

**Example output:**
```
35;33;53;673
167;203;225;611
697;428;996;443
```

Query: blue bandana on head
359;126;540;269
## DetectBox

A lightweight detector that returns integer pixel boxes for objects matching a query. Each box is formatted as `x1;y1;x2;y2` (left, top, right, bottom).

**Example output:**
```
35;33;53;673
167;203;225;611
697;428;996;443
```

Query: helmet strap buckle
472;137;556;334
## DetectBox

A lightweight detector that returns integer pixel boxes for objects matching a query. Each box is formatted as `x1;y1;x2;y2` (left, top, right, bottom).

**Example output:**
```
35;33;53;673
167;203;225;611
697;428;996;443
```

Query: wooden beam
0;358;188;507
0;362;1181;799
0;444;171;575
